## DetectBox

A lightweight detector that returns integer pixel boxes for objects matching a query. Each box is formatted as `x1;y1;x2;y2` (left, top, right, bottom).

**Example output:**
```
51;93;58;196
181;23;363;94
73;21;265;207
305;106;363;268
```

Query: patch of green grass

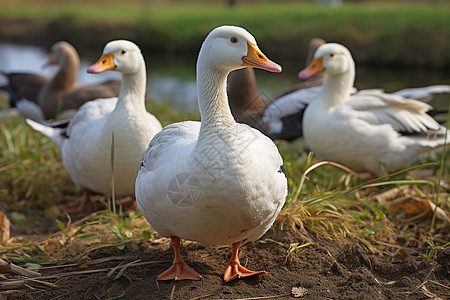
0;116;76;209
275;134;449;249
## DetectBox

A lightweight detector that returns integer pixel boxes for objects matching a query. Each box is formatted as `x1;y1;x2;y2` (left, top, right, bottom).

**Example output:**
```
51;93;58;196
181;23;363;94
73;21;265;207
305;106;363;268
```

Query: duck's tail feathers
26;118;69;149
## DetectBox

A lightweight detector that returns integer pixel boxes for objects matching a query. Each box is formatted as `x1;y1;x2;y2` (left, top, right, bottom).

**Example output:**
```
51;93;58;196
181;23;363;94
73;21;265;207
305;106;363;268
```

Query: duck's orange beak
87;52;116;74
242;42;282;73
298;57;324;79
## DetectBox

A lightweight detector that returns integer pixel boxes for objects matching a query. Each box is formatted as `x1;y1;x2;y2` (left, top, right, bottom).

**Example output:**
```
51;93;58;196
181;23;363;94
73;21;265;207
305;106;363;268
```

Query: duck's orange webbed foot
157;236;203;281
223;241;267;282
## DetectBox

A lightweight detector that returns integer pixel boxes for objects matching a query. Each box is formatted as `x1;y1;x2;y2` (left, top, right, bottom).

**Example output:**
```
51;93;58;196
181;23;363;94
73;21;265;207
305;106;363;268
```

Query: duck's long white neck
115;62;147;112
196;59;238;141
320;61;355;110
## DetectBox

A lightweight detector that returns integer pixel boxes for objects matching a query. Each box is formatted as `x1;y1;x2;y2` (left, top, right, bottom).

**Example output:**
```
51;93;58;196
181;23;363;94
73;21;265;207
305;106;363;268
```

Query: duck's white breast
136;122;286;245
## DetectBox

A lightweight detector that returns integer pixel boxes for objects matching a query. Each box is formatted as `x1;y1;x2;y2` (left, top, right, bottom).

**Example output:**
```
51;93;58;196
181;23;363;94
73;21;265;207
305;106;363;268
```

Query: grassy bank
1;2;450;68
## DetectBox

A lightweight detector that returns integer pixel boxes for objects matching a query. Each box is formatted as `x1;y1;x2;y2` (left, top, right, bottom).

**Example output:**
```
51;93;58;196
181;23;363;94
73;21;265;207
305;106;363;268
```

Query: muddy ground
2;212;449;300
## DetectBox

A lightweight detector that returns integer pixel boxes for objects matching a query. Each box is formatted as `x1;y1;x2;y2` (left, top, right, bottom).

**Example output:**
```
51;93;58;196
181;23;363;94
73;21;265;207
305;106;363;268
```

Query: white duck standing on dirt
27;40;162;212
299;43;450;176
135;26;287;282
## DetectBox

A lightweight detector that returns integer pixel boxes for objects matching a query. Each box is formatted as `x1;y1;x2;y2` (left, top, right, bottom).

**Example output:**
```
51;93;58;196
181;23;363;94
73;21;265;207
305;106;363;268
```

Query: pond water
0;43;448;112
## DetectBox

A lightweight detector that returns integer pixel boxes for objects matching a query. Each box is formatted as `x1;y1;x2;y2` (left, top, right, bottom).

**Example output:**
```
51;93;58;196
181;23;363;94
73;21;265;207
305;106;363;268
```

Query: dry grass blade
234;294;291;300
0;278;57;291
27;278;59;288
39;256;130;270
0;259;41;277
4;260;168;283
109;132;116;215
188;294;215;300
429;280;450;291
409;261;438;296
431;105;449;234
0;280;26;290
169;284;176;300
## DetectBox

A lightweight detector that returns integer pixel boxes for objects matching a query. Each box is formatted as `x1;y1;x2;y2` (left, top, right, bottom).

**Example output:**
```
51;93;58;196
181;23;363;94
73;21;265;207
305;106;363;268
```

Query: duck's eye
230;37;238;44
121;50;126;55
329;53;335;57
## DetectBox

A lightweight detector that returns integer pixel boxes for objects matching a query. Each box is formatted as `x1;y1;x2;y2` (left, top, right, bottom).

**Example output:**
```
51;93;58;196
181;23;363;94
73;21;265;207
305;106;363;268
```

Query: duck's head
198;25;281;74
42;41;78;68
298;43;353;79
87;40;143;75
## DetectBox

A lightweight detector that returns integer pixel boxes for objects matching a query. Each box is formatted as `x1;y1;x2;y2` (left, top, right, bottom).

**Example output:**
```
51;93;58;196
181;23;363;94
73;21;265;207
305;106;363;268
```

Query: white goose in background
27;40;162;213
135;26;287;282
262;77;449;142
299;43;450;176
260;42;449;141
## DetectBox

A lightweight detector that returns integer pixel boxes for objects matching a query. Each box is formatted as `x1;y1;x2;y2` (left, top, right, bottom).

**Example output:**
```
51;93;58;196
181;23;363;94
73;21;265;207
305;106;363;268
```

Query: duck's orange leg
59;188;94;213
223;241;267;282
157;236;203;281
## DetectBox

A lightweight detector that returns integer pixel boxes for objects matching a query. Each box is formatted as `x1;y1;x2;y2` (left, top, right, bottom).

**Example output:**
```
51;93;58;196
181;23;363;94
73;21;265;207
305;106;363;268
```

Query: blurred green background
1;0;449;70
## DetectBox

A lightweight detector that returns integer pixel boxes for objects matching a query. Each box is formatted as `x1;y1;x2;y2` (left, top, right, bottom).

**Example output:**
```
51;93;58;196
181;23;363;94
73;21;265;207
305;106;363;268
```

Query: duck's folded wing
346;91;445;136
263;86;321;122
262;86;322;135
140;121;200;172
66;97;118;136
262;86;358;138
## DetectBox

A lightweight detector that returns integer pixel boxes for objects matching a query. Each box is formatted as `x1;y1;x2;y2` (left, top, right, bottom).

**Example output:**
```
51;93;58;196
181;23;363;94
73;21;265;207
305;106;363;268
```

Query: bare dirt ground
2;208;449;300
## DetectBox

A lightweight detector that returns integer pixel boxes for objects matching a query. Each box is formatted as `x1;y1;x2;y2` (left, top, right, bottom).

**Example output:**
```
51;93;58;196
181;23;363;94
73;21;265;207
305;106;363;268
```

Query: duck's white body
62;96;161;195
262;83;448;141
27;40;162;202
137;120;285;245
136;26;286;281
300;43;449;176
136;26;286;246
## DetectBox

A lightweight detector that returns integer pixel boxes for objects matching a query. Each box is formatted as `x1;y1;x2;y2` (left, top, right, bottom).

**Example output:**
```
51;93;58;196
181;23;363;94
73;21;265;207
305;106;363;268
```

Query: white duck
27;40;162;212
299;43;450;176
135;26;287;282
262;80;448;142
